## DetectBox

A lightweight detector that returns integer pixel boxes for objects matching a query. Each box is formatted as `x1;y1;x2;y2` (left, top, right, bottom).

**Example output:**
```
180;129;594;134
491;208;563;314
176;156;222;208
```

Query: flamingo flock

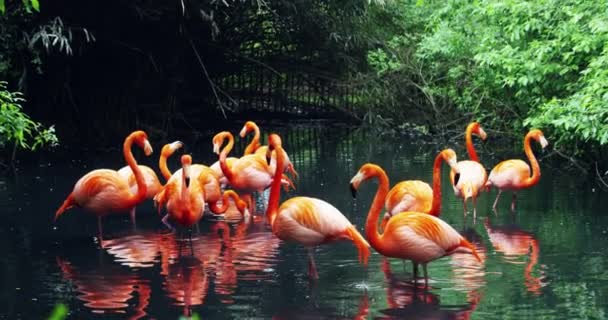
54;120;549;315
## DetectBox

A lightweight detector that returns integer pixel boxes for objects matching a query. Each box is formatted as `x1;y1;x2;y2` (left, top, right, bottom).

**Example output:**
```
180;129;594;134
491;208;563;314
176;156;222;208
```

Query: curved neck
159;152;172;181
243;126;261;156
209;190;239;214
365;168;390;255
522;134;541;188
465;125;480;162
124;135;147;207
266;147;285;225
220;134;236;184
429;152;445;216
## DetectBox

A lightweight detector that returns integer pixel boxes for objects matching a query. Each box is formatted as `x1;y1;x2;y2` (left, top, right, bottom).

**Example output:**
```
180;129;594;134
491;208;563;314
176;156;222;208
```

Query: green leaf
30;0;39;11
0;0;5;14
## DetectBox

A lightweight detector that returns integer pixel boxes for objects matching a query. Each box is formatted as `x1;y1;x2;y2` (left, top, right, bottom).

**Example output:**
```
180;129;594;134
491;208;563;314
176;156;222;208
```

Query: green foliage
0;81;58;154
359;0;608;155
47;304;68;320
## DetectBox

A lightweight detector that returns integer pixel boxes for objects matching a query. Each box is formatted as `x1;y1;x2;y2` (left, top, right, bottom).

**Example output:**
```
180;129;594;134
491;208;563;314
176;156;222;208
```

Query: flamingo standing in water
450;122;488;218
55;130;153;242
117;140;183;222
266;133;370;279
213;131;274;211
485;129;548;211
210;190;250;222
350;163;481;285
381;148;460;229
240;120;298;178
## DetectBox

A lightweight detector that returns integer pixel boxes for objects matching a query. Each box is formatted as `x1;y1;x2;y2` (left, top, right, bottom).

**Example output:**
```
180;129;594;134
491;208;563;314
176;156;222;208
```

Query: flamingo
158;154;206;233
265;133;370;279
350;163;481;285
117;140;183;221
450;122;488;218
210;189;251;222
213;131;274;211
55;130;153;242
381;148;460;229
485;129;548;211
240;120;298;178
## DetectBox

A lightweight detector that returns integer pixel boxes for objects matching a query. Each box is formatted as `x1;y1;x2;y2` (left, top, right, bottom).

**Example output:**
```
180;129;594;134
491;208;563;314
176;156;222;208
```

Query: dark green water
1;123;607;319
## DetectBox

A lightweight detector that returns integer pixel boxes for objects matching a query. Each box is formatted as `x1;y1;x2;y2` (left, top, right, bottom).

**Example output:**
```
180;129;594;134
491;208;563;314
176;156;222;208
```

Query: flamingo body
118;165;162;199
450;160;487;200
386;181;432;216
486;160;531;191
71;170;142;214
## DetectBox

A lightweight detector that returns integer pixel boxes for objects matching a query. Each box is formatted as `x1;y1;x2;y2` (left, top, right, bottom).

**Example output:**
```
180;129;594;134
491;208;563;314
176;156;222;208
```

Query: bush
0;81;58;161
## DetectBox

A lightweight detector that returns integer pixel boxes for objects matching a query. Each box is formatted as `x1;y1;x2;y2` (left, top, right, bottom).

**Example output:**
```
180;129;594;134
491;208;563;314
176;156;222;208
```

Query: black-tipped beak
185;177;191;188
350;183;358;198
266;154;272;166
454;173;460;186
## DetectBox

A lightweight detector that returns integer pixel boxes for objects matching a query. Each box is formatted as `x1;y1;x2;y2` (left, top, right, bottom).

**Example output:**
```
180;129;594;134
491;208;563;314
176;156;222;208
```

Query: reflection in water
56;256;150;319
272;289;369;320
379;258;476;319
164;255;209;317
484;217;546;295
450;228;487;318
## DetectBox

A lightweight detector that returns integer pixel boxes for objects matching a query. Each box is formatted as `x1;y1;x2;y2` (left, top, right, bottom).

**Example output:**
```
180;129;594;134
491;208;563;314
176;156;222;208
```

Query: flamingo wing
487;159;530;189
386;180;433;215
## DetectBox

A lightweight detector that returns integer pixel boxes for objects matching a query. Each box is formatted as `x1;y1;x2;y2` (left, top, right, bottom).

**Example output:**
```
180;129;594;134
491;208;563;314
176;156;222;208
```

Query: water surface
1;123;607;319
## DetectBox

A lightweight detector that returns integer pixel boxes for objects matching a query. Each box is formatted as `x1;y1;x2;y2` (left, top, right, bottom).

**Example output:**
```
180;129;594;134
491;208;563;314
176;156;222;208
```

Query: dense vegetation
0;0;606;167
360;0;608;159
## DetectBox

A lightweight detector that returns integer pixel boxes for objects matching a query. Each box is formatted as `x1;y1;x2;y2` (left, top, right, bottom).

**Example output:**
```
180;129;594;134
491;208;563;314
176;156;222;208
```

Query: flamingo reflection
484;217;545;295
379;258;478;319
163;254;209;317
56;256;150;319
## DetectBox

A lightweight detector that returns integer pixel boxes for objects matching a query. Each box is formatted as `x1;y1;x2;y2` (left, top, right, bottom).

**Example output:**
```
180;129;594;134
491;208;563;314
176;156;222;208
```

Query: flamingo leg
462;199;468;216
97;216;105;248
188;229;194;256
307;248;319;280
423;264;429;287
161;214;174;231
492;190;502;210
472;196;477;222
511;192;518;212
413;262;419;279
130;207;136;226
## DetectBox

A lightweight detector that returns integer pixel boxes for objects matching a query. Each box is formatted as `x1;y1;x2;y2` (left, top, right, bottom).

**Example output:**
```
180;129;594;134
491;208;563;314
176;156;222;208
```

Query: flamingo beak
349;172;364;198
170;141;184;152
143;140;153;156
478;127;488;140
454;173;461;186
448;158;459;173
350;183;358;198
213;143;220;154
287;163;299;179
540;136;549;149
239;125;248;138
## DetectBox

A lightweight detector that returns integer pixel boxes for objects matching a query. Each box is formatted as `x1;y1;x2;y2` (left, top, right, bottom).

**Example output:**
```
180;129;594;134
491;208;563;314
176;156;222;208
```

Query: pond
1;122;607;319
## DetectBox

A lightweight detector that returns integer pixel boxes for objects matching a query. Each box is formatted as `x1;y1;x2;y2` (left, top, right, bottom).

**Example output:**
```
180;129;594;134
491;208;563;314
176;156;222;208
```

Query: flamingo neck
159;152;172;181
522;134;541;188
465;125;480;162
365;168;390;255
266;147;285;226
220;134;236;184
243;126;261;155
209;190;236;214
429;152;444;216
123;135;147;207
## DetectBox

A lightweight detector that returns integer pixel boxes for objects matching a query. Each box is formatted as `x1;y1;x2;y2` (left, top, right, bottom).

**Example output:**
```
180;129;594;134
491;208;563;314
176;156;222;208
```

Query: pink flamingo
266;133;370;279
240;120;298;178
485;129;548;211
350;163;481;285
55;130;153;242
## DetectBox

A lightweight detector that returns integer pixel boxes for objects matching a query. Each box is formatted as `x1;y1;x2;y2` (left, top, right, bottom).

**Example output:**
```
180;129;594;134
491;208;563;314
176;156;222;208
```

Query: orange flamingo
381;148;459;229
158;141;184;181
117;140;183;221
485;129;548;211
350;163;481;284
210;189;251;222
213;131;274;211
266;133;370;279
484;218;544;295
157;154;205;231
55;130;153;242
240;120;298;178
450;122;488;218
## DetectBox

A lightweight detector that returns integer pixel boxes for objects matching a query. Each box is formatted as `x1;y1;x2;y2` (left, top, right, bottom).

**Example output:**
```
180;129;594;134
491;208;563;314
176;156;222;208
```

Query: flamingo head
161;140;183;157
470;122;487;140
212;131;231;155
181;154;192;188
529;129;549;149
131;131;153;156
239;121;258;138
441;148;459;173
267;133;284;163
350;163;382;198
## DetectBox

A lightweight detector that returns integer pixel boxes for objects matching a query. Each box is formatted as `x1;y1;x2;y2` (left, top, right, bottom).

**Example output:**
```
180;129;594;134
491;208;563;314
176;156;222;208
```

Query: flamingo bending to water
55;130;153;242
350;163;481;285
450;122;488;218
266;133;370;279
485;129;548;211
240;120;298;178
382;149;459;229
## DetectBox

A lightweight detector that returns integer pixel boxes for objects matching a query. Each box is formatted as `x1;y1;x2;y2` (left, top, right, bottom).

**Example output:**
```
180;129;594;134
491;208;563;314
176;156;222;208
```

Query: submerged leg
492;190;502;210
161;214;174;231
472;196;478;222
307;248;319;280
511;192;518;212
188;229;194;256
130;207;136;226
97;216;105;247
413;262;419;279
